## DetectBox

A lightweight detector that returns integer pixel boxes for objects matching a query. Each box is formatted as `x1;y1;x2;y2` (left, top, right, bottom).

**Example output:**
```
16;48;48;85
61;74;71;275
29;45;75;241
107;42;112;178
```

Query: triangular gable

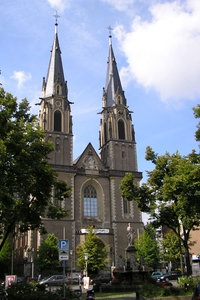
74;143;105;171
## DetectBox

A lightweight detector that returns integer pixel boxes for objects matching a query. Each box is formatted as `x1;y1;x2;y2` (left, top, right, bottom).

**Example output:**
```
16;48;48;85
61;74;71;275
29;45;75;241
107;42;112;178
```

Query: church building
17;20;144;274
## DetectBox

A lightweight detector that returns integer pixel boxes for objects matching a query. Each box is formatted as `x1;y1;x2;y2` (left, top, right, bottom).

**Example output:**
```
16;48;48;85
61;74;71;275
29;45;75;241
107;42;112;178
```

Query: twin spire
105;34;125;107
42;13;67;98
43;18;125;107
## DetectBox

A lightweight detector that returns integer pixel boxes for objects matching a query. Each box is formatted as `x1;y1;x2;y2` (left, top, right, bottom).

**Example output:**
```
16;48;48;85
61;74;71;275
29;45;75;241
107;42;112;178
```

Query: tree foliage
120;172;155;212
120;147;200;275
0;238;12;277
120;172;135;202
36;233;59;273
76;227;109;276
0;85;70;251
193;104;200;141
161;230;180;269
134;224;160;270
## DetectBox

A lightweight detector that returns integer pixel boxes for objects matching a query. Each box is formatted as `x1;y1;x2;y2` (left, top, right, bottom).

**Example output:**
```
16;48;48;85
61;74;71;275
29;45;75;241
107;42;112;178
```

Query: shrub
143;282;165;298
142;281;193;298
178;275;200;291
7;283;75;300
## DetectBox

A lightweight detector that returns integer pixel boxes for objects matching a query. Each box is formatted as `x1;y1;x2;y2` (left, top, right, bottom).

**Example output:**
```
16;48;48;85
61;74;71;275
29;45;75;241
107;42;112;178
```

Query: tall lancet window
56;85;60;95
83;185;98;217
54;110;62;132
104;123;107;143
118;119;125;139
109;121;112;139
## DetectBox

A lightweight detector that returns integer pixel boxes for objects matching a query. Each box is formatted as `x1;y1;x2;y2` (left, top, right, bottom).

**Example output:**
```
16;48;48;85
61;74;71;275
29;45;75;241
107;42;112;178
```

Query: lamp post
31;248;34;279
70;250;73;278
84;253;88;277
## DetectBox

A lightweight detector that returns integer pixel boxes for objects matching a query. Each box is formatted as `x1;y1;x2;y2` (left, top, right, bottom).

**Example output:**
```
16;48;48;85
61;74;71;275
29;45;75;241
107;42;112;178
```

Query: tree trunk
0;221;15;252
182;228;192;276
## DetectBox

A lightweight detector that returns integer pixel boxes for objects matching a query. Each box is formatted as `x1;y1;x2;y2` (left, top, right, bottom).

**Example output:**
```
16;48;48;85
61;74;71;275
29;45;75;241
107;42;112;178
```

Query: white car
39;275;67;286
67;273;82;283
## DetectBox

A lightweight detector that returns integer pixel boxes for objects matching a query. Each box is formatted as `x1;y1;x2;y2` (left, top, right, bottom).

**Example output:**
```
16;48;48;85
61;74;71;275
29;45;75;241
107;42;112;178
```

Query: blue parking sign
58;239;69;250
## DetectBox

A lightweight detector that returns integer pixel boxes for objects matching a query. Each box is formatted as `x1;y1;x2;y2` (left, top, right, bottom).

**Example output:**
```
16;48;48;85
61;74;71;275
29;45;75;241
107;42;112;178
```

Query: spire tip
108;26;113;45
54;11;60;27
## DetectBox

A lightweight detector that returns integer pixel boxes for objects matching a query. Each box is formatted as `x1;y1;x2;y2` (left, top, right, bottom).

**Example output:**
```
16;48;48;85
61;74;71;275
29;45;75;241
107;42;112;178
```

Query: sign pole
58;239;69;299
63;260;66;299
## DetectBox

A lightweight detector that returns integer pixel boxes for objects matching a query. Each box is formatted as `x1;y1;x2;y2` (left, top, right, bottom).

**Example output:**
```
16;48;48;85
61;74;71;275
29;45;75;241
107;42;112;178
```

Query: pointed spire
104;28;125;107
44;16;68;98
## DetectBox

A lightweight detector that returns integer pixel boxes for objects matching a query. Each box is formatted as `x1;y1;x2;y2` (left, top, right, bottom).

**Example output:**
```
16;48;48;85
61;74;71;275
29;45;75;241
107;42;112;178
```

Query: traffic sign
58;239;69;251
59;250;69;261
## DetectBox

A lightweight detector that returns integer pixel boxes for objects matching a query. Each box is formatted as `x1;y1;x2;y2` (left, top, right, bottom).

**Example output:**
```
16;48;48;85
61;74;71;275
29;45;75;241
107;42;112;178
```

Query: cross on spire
108;26;113;45
54;11;60;26
108;25;113;38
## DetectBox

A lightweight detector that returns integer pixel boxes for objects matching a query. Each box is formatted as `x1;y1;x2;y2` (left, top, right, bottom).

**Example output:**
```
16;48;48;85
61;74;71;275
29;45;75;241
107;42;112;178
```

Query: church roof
44;22;67;98
105;34;126;107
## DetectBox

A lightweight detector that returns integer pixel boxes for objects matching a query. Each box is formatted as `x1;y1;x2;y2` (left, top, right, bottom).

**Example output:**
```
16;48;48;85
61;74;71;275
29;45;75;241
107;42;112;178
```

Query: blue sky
1;0;200;222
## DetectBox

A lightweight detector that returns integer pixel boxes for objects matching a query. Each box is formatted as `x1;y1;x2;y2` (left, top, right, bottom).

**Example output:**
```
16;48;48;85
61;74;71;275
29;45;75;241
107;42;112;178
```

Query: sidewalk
95;292;136;299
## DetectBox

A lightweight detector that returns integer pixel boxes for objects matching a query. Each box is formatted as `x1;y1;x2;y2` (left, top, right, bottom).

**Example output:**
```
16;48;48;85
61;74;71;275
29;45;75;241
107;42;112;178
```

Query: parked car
192;282;200;300
39;275;67;286
91;273;112;286
151;271;163;280
162;271;182;280
67;272;82;284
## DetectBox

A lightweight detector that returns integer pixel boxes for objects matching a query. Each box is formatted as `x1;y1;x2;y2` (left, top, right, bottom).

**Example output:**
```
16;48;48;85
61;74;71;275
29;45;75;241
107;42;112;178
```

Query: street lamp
70;250;73;278
84;253;88;277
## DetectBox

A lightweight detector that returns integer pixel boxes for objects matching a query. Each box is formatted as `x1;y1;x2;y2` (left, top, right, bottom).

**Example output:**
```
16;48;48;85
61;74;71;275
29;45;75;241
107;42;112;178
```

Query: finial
54;11;60;26
108;26;113;45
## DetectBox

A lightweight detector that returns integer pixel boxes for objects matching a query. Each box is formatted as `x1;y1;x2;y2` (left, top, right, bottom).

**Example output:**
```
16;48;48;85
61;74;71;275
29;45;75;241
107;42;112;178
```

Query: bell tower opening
54;110;62;132
118;119;125;140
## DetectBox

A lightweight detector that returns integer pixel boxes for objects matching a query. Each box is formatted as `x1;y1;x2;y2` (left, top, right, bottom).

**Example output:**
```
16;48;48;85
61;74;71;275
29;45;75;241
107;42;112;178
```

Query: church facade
20;22;144;273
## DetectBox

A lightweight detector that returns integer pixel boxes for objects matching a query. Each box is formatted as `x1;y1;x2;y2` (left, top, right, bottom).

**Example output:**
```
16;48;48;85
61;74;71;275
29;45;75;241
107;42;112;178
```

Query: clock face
56;100;61;107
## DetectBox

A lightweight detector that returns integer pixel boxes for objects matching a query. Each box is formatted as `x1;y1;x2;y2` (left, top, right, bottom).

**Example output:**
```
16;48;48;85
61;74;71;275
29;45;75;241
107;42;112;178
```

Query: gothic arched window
118;119;125;139
56;85;60;95
104;123;107;143
54;110;61;132
123;198;130;215
109;121;112;138
83;185;98;217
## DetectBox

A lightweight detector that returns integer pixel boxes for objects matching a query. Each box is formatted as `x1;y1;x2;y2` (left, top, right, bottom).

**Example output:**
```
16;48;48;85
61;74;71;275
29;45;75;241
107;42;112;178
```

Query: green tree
120;172;154;212
121;148;200;275
161;230;180;270
134;224;160;270
36;233;59;274
0;238;12;277
0;85;70;251
76;227;109;276
193;104;200;141
120;172;135;202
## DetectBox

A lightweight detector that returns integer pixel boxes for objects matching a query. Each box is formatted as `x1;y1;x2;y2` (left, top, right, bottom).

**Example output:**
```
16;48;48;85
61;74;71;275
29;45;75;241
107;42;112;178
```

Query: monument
126;223;137;271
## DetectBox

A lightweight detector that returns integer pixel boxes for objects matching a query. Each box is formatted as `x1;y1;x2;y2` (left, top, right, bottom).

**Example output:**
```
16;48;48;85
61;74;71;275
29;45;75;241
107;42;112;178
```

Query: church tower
13;18;144;277
39;20;73;167
33;22;143;273
99;33;138;172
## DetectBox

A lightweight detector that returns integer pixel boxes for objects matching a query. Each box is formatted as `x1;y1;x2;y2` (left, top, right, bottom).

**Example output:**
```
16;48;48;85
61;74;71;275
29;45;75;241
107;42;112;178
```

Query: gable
74;143;105;171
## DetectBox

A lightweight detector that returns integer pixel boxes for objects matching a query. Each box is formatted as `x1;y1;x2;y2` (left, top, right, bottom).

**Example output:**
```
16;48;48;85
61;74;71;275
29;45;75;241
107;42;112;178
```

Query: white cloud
47;0;71;13
11;71;32;89
114;0;200;103
101;0;134;11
